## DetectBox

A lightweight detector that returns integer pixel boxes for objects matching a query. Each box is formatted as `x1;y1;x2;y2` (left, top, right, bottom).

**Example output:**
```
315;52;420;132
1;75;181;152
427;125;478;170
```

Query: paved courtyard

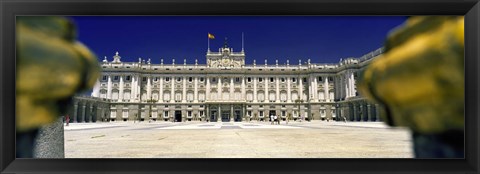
64;120;414;158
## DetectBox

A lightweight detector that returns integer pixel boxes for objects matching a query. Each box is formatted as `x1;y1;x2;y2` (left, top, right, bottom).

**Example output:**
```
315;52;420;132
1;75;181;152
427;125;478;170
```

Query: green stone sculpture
16;16;100;133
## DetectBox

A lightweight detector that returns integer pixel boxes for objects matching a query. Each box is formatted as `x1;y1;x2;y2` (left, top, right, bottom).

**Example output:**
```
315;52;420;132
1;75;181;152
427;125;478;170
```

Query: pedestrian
274;115;278;125
65;114;70;126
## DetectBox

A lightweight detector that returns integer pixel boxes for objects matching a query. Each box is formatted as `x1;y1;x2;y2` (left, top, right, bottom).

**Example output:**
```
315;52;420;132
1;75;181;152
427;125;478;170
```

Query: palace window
126;76;131;81
165;105;168;108
142;77;147;81
189;77;193;82
318;77;323;82
292;78;296;82
200;111;204;117
247;77;251;82
329;77;334;81
164;111;169;117
188;111;192;117
281;78;285;82
282;111;286;116
259;78;263;82
177;77;182;82
114;76;119;81
165;77;170;81
235;77;240;82
200;77;204;82
259;111;264;117
270;77;274;82
154;77;159;81
212;78;216;82
102;76;107;81
303;78;307;83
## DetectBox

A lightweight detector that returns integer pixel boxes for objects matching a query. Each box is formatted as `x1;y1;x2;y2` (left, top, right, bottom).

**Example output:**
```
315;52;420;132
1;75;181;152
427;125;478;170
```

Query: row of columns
337;101;381;122
72;102;106;123
97;75;344;103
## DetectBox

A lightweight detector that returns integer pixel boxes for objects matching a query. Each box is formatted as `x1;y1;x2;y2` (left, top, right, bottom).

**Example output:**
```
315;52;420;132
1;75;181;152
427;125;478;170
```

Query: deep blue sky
70;16;407;64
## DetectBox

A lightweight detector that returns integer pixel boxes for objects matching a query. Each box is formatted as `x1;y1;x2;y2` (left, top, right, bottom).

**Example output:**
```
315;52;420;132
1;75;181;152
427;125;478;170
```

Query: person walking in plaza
65;114;70;126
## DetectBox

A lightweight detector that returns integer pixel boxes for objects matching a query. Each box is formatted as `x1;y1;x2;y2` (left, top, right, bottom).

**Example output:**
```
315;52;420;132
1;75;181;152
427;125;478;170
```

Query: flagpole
208;33;210;52
242;32;244;52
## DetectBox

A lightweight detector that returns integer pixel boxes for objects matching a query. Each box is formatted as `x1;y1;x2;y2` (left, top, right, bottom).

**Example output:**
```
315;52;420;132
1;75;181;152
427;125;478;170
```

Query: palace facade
69;43;385;123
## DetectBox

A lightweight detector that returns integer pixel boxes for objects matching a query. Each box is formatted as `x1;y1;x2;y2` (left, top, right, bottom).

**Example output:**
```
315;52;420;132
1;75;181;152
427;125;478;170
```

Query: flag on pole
208;33;215;39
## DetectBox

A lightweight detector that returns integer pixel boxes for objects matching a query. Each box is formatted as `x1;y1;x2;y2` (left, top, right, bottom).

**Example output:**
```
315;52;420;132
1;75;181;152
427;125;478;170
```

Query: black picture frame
1;0;479;173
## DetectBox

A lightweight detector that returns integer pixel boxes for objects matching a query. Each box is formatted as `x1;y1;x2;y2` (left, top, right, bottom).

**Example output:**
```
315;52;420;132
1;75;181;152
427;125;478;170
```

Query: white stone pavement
64;121;413;158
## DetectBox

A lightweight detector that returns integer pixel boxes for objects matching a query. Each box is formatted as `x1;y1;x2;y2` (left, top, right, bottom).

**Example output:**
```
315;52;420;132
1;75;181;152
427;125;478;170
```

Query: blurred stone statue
359;16;464;158
16;16;100;157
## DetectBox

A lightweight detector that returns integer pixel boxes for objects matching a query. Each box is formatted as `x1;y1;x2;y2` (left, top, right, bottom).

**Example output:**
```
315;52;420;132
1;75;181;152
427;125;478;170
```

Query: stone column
218;105;221;122
170;76;175;103
345;73;350;98
137;75;141;102
182;76;187;102
350;72;355;97
73;103;78;123
325;76;330;102
119;75;124;102
218;77;221;101
107;75;112;99
242;104;246;121
88;105;93;122
194;76;198;102
159;77;163;103
206;106;209;122
299;76;303;100
230;104;234;122
367;104;372;121
264;77;268;102
352;103;357;122
313;76;318;101
230;77;234;100
253;77;257;102
375;104;380;121
81;104;86;123
147;76;152;100
131;76;136;102
206;77;210;100
287;77;291;102
241;77;246;100
276;76;280;103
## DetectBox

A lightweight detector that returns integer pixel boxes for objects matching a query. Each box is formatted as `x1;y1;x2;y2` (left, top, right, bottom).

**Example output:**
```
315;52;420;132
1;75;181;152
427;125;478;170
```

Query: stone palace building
69;41;384;123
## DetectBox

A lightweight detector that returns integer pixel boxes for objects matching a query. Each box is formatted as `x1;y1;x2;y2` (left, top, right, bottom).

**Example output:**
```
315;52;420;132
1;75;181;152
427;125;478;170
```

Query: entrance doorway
269;110;276;121
234;110;241;122
210;111;217;122
221;111;230;122
174;110;182;122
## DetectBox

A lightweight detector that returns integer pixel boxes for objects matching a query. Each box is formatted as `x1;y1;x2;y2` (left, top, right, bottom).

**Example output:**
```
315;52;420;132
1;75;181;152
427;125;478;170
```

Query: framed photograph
1;0;479;173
